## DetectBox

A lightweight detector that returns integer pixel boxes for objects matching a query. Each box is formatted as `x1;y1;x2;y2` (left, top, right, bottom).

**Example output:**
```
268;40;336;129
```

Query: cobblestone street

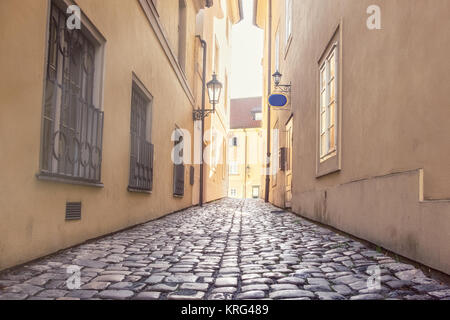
0;198;449;300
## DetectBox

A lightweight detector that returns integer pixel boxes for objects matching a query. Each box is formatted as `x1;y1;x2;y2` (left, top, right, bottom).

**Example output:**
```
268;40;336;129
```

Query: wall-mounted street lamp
272;70;291;94
193;73;223;121
207;73;223;108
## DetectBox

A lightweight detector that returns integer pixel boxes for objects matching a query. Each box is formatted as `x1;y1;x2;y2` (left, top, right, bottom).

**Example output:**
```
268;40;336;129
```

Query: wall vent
66;202;82;221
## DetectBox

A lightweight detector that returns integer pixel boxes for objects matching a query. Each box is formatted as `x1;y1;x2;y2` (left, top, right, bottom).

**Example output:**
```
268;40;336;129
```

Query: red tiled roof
230;97;262;129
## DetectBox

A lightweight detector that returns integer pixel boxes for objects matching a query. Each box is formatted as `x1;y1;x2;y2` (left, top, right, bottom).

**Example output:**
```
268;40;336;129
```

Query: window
224;73;229;114
231;137;238;147
129;81;154;192
317;26;341;177
286;122;292;171
285;0;292;45
214;37;220;74
253;112;263;121
279;147;287;171
230;188;237;197
229;162;239;175
40;2;105;184
271;122;279;187
319;45;338;161
173;127;185;197
252;186;260;199
275;27;280;71
178;0;187;71
226;18;230;44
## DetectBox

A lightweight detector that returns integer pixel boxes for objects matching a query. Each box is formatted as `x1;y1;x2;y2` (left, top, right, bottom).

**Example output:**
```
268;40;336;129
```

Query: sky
230;0;264;99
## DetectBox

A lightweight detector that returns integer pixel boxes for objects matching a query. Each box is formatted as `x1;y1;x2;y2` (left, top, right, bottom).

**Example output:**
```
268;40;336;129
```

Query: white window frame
319;44;338;161
271;122;279;187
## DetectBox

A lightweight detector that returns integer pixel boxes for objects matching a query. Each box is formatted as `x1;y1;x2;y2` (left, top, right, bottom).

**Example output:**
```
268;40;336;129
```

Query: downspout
244;129;248;198
265;0;272;203
196;36;207;207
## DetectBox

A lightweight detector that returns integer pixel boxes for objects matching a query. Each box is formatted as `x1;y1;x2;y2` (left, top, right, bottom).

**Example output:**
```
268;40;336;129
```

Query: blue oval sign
268;93;289;108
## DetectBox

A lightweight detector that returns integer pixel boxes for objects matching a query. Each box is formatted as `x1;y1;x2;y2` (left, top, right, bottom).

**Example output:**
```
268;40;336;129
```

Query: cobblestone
0;199;448;300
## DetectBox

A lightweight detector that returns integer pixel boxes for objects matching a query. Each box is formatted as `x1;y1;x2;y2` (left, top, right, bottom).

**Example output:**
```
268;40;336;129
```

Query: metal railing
40;3;104;183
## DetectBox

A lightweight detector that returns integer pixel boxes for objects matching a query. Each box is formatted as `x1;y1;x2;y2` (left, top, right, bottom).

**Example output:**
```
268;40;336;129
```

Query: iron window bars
129;86;154;192
40;3;104;184
173;130;185;197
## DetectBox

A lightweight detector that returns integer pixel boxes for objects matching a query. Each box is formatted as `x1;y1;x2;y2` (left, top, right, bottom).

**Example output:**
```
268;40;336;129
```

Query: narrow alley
0;199;448;300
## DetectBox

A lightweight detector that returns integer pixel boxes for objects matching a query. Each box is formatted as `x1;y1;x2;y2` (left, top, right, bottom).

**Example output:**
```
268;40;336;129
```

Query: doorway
285;118;293;208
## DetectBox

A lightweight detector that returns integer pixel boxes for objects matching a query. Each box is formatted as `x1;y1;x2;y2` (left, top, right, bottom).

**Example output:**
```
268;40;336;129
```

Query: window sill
316;167;340;179
316;153;341;178
320;150;337;163
173;194;184;199
36;173;104;188
128;187;152;194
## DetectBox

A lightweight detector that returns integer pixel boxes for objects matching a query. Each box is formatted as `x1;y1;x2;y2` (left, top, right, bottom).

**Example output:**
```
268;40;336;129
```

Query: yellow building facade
195;0;243;203
255;0;450;275
0;0;241;271
228;97;264;199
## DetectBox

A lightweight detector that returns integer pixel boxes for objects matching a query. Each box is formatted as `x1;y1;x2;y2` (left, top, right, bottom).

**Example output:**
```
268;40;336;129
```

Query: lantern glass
272;70;282;86
207;73;223;107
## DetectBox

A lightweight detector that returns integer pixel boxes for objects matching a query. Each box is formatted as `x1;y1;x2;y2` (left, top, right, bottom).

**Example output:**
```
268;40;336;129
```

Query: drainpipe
244;129;248;198
265;0;273;203
197;36;207;207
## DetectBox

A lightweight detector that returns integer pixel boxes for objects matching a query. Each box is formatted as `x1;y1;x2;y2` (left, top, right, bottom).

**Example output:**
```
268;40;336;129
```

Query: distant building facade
228;97;264;199
195;0;243;203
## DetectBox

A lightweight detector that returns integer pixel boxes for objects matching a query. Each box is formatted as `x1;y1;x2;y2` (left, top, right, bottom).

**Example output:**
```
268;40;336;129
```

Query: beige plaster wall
228;128;264;199
257;0;450;274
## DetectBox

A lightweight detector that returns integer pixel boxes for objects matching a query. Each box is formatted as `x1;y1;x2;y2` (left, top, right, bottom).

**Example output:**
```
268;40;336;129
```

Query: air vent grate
66;202;82;221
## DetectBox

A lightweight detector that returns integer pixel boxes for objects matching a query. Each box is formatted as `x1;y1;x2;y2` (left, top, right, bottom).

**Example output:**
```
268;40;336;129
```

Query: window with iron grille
279;147;287;171
129;84;154;192
173;128;185;197
40;3;104;184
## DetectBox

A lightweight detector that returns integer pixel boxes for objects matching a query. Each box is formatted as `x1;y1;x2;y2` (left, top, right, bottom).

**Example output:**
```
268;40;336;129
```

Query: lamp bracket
274;83;291;94
193;109;215;121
